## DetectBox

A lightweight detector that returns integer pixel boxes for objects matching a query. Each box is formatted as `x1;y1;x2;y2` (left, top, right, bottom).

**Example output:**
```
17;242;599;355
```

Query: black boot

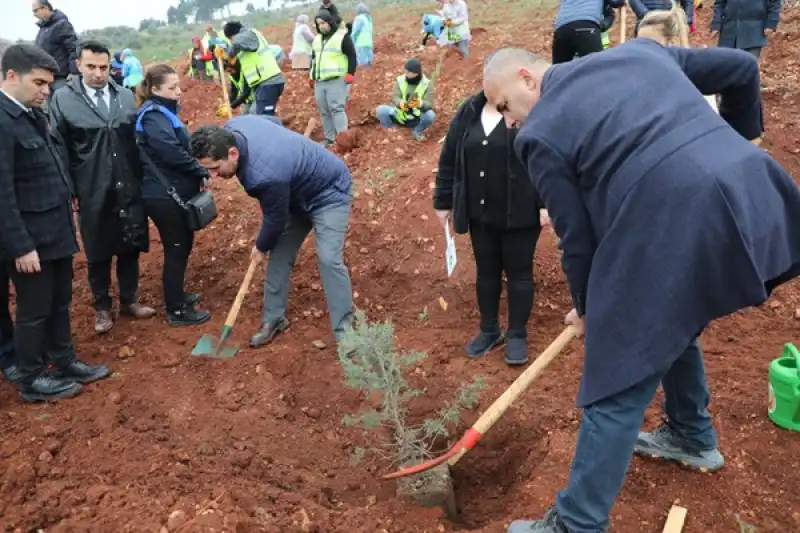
167;304;211;327
19;375;83;403
185;292;201;306
51;360;112;384
466;329;504;358
504;334;528;366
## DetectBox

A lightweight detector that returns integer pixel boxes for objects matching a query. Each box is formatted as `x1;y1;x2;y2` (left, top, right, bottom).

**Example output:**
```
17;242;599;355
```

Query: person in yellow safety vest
375;58;436;142
309;10;357;147
218;58;256;117
187;37;215;80
439;0;471;58
223;21;285;116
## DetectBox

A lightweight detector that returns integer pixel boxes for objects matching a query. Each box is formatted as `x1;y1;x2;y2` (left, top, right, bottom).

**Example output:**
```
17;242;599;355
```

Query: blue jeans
556;338;716;532
356;46;373;66
254;82;285;116
375;105;436;134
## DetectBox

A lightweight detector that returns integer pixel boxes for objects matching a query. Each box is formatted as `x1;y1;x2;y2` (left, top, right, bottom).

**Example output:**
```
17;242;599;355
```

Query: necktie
94;89;109;118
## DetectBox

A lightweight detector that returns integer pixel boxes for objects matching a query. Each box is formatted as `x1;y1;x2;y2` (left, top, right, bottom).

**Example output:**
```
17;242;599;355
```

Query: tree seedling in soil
735;514;757;533
337;311;486;518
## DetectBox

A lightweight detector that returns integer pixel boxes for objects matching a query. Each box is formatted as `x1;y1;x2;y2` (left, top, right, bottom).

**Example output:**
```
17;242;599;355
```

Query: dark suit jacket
0;92;79;262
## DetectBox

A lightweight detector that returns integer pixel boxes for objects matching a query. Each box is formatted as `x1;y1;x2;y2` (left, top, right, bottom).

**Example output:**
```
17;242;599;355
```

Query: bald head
483;47;550;127
483;47;550;81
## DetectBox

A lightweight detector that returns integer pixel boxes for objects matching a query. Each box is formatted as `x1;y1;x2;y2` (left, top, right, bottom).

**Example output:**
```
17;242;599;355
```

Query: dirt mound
2;5;800;533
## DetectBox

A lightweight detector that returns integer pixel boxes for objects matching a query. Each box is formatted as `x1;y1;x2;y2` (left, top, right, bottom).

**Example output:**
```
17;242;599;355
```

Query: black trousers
87;253;140;311
8;257;76;383
0;271;14;370
552;20;604;64
469;221;540;338
145;199;194;311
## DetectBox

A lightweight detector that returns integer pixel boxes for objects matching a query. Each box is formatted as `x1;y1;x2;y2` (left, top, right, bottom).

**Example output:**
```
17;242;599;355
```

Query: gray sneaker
508;508;568;533
634;424;724;472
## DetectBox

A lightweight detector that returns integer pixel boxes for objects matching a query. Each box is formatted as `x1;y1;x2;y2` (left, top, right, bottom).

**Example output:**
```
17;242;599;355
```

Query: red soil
1;5;800;533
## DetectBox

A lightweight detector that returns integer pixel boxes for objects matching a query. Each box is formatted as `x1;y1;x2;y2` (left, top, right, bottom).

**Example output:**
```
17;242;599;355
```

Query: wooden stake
619;3;627;44
662;505;687;533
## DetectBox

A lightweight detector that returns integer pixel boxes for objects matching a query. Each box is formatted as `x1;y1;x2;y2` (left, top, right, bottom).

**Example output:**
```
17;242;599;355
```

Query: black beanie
404;58;422;75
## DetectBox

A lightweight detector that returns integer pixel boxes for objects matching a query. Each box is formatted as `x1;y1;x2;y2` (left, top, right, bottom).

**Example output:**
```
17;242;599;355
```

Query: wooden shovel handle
471;326;580;435
217;57;233;119
619;5;627;44
224;256;260;328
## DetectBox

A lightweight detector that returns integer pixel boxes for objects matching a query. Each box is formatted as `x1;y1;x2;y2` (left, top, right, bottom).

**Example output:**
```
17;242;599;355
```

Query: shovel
384;326;580;485
191;256;260;358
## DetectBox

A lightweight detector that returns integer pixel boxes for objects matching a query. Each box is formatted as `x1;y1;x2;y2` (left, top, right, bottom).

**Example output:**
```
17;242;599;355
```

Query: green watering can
768;343;800;431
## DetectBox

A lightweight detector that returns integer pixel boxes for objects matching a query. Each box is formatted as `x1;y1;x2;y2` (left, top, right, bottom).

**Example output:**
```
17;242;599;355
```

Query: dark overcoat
712;0;781;50
50;77;148;263
514;38;800;407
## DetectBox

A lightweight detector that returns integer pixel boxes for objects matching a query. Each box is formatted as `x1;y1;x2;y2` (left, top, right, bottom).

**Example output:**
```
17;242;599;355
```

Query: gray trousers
744;47;762;60
314;77;349;143
264;200;353;338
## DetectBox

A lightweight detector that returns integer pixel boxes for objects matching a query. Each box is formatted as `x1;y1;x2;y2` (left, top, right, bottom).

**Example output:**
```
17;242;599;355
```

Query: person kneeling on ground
483;34;800;533
189;116;354;347
219;58;255;117
376;58;436;141
135;64;212;327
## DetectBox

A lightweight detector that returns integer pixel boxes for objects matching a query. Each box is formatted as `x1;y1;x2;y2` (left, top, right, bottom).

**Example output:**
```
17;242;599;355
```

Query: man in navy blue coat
483;42;800;533
189;116;354;347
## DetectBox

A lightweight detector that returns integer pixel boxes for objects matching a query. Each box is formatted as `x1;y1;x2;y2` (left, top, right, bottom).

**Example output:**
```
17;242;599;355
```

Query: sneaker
466;330;504;358
51;360;111;384
634;424;724;472
167;306;211;327
185;292;201;306
508;508;568;533
412;130;426;142
95;310;113;334
120;302;156;320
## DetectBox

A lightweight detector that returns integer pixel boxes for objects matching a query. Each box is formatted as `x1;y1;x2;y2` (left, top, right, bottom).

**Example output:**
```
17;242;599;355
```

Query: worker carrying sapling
481;16;800;533
375;58;436;141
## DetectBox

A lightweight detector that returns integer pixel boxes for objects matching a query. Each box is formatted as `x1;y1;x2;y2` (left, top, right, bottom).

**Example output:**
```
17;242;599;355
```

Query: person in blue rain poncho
351;3;374;66
121;48;144;89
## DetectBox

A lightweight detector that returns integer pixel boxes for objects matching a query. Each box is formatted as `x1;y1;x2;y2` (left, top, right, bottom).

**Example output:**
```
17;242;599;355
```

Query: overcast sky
1;0;176;41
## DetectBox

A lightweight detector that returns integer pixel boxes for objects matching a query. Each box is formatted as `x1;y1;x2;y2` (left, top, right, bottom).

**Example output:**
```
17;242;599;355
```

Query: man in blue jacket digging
482;43;800;533
189;116;354;347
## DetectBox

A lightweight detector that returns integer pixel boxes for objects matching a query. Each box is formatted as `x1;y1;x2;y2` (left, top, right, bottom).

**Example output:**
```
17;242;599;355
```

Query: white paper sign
444;224;457;277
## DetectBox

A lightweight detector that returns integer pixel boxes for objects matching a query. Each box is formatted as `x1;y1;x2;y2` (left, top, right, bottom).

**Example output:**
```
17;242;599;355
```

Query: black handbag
138;143;218;231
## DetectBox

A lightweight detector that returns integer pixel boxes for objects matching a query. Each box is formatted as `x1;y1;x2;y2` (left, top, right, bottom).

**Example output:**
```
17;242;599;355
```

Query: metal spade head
191;333;239;358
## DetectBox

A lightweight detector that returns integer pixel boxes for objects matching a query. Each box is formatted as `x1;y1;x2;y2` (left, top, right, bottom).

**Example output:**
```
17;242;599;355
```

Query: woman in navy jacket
134;64;211;327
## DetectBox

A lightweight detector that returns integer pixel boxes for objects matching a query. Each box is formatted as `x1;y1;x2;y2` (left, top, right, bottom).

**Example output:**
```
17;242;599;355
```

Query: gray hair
483;47;549;80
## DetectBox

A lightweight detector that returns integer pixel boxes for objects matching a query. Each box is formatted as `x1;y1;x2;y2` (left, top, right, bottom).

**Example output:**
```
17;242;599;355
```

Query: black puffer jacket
433;91;544;234
34;10;79;78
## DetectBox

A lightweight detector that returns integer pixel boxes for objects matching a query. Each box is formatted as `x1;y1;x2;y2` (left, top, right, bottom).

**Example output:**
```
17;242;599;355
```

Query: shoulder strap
134;104;190;210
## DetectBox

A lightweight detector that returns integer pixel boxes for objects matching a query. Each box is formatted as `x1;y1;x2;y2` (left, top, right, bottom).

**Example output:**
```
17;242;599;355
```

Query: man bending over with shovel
189;116;354;347
481;40;800;533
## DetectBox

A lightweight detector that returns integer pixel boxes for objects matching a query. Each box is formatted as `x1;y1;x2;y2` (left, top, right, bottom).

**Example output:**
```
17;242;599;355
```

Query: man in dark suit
32;0;79;96
484;44;800;533
0;44;110;402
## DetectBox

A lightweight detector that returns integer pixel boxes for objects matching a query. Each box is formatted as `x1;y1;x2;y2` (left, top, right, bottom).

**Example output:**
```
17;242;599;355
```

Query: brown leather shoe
95;310;113;334
121;303;156;320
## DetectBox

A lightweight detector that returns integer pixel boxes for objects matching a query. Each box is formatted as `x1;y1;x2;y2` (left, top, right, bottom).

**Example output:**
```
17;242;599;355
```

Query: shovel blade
191;335;240;358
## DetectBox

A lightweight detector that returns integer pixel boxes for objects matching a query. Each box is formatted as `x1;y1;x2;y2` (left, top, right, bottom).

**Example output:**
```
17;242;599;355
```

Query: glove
399;102;408;112
344;73;355;84
444;19;453;27
690;20;696;33
214;47;226;59
408;97;419;109
217;103;231;117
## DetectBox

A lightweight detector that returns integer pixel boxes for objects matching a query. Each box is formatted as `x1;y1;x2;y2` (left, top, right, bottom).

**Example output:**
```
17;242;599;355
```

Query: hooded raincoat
49;77;148;262
291;14;315;60
121;49;144;88
351;3;374;66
